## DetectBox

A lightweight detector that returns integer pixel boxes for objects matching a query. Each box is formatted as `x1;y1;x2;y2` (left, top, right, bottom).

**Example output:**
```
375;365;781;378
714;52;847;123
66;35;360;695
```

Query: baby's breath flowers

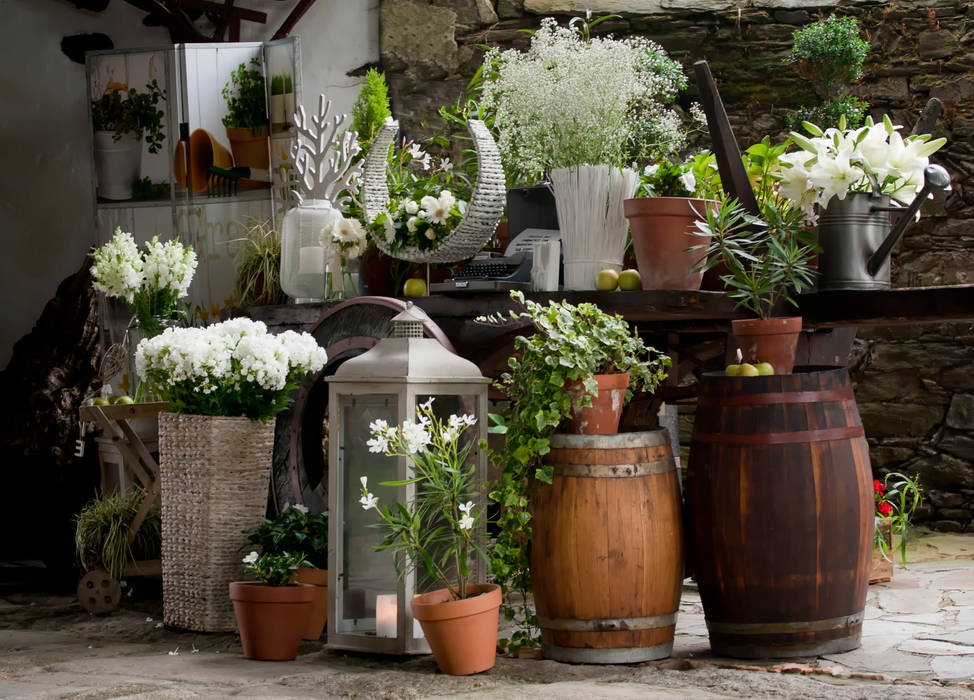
359;399;486;601
90;227;198;334
135;317;326;420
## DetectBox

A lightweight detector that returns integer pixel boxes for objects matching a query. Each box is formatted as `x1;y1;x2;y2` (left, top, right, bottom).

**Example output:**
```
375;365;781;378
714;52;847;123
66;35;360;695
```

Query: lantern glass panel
336;394;399;637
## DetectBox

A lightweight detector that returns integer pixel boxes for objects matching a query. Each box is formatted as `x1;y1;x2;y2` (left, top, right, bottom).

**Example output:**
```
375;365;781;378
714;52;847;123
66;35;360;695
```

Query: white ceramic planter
93;130;142;201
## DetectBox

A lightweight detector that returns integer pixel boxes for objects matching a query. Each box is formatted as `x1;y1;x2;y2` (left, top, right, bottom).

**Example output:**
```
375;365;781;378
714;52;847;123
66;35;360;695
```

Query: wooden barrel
685;367;873;659
531;429;684;663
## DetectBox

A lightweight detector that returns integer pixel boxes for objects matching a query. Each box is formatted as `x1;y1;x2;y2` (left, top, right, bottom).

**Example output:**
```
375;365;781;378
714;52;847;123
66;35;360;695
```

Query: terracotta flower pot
187;129;232;193
870;518;893;584
412;583;502;675
228;581;314;660
225;125;270;171
294;567;328;640
566;372;630;434
623;197;717;290
730;317;803;374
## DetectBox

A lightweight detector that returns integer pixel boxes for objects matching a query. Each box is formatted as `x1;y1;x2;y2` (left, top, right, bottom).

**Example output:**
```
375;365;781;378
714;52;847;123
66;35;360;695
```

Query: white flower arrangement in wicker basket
361;119;505;264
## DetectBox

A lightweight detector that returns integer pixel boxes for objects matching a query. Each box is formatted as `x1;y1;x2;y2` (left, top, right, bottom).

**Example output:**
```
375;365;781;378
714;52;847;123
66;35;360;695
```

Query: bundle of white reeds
549;165;639;289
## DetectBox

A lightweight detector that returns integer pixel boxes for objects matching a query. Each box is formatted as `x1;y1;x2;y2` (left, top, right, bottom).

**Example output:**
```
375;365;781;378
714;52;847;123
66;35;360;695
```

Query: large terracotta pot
229;581;315;660
226;125;269;170
623;197;718;290
566;372;629;434
294;567;328;640
730;316;803;374
412;583;502;675
187;129;232;194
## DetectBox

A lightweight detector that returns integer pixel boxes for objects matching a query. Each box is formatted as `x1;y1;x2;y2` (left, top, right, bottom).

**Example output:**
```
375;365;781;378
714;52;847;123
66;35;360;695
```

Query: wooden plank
124;559;162;578
797;285;974;328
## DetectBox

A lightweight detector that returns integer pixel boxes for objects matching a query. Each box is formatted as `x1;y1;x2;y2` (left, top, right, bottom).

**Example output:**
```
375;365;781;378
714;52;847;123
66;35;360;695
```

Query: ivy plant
222;59;269;133
478;291;670;651
91;79;166;153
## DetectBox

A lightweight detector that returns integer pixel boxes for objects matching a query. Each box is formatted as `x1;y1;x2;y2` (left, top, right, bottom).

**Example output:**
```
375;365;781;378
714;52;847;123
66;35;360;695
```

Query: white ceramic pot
93;130;142;201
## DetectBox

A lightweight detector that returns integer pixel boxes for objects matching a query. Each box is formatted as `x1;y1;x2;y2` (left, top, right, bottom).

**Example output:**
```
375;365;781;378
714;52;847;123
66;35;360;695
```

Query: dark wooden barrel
531;429;684;663
685;367;873;659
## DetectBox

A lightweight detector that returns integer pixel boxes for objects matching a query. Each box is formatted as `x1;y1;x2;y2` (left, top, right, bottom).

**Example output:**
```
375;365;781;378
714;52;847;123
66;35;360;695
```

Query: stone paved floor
1;530;972;699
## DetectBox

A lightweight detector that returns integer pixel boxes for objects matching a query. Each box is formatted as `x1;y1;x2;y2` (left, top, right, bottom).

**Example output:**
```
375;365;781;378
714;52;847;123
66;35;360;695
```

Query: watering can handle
865;165;951;278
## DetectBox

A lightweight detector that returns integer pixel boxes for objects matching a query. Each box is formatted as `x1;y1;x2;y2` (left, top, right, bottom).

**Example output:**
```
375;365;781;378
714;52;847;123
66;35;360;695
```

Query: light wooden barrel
685;367;873;658
531;429;684;663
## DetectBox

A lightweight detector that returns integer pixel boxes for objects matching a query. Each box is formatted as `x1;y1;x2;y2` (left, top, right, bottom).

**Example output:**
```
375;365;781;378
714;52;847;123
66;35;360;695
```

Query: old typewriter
429;228;559;293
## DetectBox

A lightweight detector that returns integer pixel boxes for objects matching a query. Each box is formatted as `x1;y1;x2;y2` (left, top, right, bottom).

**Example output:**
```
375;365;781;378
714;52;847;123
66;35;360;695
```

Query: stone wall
377;0;974;530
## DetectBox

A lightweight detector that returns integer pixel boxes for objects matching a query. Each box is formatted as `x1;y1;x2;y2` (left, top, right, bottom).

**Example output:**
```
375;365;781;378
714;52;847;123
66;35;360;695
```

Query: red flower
877;501;892;517
873;480;885;494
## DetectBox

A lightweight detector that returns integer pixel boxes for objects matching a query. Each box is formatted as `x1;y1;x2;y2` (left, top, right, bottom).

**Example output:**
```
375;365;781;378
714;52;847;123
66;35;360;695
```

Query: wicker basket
159;412;274;632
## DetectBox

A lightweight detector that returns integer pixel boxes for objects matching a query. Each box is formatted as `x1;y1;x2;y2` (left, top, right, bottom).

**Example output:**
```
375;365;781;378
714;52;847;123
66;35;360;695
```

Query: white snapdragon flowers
781;115;947;223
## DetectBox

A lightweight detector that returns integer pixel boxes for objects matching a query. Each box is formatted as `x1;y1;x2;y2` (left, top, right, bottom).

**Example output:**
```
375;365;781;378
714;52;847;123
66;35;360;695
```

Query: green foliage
91;80;166;153
351;68;392;152
75;488;161;580
785;96;870;131
222;59;268;132
247;504;328;569
741;137;789;205
131;177;169;201
874;471;923;566
242;550;307;586
270;73;292;96
159;377;297;421
479;292;670;649
789;15;869;99
231;217;286;306
690;196;818;320
637;151;722;199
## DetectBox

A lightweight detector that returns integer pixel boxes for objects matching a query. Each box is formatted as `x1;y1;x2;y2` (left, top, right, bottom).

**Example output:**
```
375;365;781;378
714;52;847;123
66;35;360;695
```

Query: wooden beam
273;0;317;39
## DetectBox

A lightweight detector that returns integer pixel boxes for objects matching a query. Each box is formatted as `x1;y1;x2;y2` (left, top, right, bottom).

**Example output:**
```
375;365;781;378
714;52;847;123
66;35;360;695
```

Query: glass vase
325;253;361;300
280;199;341;303
125;315;177;402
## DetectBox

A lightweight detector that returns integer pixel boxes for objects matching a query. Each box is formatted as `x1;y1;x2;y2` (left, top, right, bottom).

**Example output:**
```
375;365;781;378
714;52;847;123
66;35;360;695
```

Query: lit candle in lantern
376;593;397;638
298;246;325;275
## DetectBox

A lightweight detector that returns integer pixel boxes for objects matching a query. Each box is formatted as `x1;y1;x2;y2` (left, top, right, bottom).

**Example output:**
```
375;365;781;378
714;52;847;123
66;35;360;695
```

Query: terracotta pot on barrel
685;367;873;658
730;316;803;374
565;373;629;434
531;429;684;663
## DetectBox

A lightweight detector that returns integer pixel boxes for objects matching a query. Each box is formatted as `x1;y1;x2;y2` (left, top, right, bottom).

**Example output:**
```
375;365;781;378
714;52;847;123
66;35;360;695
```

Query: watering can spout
865;165;951;278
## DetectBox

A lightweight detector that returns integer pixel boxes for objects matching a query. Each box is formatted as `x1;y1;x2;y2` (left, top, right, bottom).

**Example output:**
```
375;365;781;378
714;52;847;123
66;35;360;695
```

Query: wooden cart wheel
271;297;455;514
77;568;121;614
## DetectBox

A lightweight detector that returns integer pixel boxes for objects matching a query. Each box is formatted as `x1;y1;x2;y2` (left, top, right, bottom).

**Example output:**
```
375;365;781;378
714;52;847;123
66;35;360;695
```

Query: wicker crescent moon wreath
361;119;506;264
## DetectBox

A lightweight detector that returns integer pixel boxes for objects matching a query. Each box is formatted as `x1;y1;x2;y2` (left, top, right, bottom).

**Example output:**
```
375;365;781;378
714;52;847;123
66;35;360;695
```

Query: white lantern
325;304;490;654
280;200;339;303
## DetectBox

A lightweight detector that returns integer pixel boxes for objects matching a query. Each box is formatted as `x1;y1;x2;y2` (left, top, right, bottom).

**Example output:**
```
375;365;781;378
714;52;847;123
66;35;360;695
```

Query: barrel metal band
698;389;855;407
705;611;863;635
693;425;865;445
549;460;674;478
538;612;678;632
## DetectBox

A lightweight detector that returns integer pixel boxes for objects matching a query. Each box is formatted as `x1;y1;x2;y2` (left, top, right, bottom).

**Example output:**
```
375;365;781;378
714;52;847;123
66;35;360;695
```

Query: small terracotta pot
226;125;270;171
624;197;717;290
566;373;630;434
870;518;893;584
294;567;328;640
229;581;314;660
730;317;803;374
412;583;502;675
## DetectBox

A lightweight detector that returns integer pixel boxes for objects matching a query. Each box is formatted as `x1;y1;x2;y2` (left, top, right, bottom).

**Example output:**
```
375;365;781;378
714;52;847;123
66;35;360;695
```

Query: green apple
403;278;427;297
618;269;642;291
725;364;742;376
92;397;110;406
739;363;759;377
755;362;775;376
595;268;619;291
114;395;135;405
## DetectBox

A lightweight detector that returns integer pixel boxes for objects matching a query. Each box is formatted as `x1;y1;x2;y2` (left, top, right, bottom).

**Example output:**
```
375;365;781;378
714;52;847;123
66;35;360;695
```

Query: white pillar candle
376;593;396;638
298;246;325;275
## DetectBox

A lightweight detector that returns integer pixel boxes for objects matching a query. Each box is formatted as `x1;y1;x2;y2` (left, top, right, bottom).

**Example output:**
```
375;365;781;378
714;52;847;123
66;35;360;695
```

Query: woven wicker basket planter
159;412;274;632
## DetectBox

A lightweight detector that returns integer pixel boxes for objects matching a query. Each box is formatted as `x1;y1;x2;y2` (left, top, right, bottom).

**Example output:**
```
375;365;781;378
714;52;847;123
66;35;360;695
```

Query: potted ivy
229;551;314;660
690;195;818;373
222;59;270;170
91;79;166;200
247;503;329;640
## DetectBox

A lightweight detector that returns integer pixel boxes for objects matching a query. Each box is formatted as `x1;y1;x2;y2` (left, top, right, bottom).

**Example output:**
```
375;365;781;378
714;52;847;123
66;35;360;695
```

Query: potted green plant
247;504;329;640
479;291;670;651
690;195;817;374
360;399;499;675
229;551;314;660
624;149;722;290
222;59;270;170
269;73;293;129
871;472;923;583
91;79;166;200
75;487;161;581
231;217;287;306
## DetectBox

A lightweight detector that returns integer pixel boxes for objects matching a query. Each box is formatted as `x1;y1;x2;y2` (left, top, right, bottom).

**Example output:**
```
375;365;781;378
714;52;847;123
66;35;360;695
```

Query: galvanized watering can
816;164;951;291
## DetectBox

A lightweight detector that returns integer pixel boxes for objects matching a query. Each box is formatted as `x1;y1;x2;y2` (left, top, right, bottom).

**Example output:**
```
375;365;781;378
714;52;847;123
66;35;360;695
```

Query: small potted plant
690;195;817;374
871;472;923;583
231;217;287;306
247;504;329;640
269;73;293;130
91;79;166;200
75;487;161;580
360;399;498;676
222;59;270;170
229;551;314;660
623;148;722;290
